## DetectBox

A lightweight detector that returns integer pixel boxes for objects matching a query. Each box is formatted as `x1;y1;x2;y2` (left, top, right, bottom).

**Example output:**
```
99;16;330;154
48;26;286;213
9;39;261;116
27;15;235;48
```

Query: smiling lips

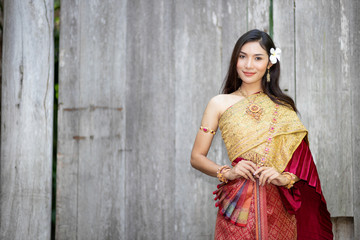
243;71;256;77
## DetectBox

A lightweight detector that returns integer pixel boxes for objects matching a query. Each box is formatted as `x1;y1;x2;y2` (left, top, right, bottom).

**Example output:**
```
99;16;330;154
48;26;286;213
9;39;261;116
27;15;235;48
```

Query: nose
245;58;253;69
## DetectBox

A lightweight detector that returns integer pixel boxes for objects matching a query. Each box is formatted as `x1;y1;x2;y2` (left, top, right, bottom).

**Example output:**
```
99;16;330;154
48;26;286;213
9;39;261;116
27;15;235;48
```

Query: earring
267;69;270;83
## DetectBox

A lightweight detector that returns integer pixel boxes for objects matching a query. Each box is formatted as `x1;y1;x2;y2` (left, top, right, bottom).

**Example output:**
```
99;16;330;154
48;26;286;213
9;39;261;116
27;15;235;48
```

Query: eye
239;55;245;59
255;57;263;61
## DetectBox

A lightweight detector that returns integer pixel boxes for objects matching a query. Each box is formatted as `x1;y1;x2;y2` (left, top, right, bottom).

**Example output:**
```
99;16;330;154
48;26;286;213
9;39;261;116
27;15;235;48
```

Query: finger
253;167;268;176
239;169;256;181
238;170;249;180
234;162;254;175
259;169;272;186
245;161;258;171
244;169;256;182
261;173;269;186
254;168;264;179
256;167;277;177
267;172;279;184
262;169;280;185
258;171;265;186
242;163;256;174
237;160;257;171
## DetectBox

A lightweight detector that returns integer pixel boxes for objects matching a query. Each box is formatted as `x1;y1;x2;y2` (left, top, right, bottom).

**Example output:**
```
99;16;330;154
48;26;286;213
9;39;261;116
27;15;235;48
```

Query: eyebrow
239;51;265;56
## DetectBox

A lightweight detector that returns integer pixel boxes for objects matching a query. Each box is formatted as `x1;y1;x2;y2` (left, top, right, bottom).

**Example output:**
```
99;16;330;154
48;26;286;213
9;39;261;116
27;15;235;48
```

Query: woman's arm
190;96;222;177
190;96;257;181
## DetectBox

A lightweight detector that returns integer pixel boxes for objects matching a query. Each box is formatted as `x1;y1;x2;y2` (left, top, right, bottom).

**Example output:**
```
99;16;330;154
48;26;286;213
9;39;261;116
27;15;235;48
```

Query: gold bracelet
200;126;216;135
282;172;296;189
217;165;231;183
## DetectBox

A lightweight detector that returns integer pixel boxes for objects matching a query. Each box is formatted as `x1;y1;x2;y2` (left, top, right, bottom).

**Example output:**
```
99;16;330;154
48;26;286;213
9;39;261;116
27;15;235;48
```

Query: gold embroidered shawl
219;93;308;172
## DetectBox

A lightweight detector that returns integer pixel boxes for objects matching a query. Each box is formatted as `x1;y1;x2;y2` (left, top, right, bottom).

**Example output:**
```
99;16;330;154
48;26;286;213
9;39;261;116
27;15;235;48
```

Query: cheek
236;59;243;69
256;62;268;72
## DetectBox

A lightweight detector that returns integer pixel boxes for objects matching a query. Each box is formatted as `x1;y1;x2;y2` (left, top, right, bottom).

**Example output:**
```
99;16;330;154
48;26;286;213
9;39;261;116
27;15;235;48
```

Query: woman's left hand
253;167;287;187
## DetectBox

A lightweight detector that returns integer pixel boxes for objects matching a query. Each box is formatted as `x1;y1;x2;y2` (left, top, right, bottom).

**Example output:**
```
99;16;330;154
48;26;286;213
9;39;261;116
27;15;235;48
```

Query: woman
190;29;333;240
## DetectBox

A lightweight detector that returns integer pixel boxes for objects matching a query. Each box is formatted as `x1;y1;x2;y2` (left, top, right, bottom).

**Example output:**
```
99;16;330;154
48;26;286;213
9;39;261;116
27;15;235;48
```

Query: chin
240;77;262;85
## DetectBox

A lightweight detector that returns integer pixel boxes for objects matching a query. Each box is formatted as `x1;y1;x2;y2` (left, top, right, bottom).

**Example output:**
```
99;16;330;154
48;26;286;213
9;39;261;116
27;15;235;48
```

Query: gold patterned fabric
219;93;307;172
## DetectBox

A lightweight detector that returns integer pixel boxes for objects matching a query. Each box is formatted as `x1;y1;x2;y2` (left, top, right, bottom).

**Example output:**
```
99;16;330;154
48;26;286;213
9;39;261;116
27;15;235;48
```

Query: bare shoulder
208;94;227;106
206;94;243;119
207;94;229;112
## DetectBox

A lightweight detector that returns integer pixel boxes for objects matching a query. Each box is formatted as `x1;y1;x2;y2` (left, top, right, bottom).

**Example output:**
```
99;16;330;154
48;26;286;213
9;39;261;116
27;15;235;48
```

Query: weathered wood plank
0;0;53;239
174;1;224;239
295;0;352;217
124;1;176;239
56;1;80;238
349;0;360;237
220;0;248;78
273;0;296;100
55;1;357;239
56;0;127;239
247;0;270;32
332;217;354;240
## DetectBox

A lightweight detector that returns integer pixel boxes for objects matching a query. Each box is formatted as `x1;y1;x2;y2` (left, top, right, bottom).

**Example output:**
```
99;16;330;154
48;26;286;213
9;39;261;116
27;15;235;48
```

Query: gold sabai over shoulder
219;93;308;173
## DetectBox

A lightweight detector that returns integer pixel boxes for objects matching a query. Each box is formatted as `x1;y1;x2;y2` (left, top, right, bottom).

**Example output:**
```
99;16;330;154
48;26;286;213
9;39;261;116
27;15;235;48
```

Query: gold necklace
239;88;263;121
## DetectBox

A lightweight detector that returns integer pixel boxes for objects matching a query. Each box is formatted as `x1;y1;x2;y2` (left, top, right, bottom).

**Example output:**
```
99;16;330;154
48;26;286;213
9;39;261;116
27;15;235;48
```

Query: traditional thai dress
213;93;333;240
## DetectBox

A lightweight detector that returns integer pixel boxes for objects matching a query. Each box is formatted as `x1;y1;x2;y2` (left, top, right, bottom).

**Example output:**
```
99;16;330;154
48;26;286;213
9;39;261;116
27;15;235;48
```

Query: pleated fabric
278;140;333;240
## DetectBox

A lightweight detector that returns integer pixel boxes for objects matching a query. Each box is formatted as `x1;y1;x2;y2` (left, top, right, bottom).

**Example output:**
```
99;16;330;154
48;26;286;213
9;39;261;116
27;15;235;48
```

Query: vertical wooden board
332;217;354;240
57;0;127;239
295;0;352;217
174;1;224;239
247;0;270;32
76;1;126;239
220;0;248;79
273;0;296;100
125;1;176;239
349;0;360;237
56;0;80;238
0;0;53;239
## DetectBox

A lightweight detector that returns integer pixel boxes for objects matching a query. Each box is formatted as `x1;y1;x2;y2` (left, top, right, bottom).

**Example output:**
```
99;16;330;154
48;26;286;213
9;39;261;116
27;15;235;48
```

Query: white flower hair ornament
270;48;281;64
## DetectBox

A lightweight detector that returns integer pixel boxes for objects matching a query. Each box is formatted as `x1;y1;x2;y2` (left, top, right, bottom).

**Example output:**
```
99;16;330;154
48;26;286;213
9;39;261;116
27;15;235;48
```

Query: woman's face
236;41;271;87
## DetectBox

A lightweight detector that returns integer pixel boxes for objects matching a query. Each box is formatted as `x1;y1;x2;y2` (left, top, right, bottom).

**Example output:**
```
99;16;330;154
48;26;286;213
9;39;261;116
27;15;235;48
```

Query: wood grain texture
174;1;224;239
247;0;270;32
349;0;360;238
273;0;296;100
56;0;127;239
124;1;176;239
56;1;80;237
220;0;247;79
332;217;354;240
0;0;53;239
295;0;353;217
54;0;358;239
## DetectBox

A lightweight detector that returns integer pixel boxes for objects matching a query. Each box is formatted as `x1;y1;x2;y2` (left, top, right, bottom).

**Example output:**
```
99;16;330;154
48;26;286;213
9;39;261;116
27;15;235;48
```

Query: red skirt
214;140;333;239
214;183;296;240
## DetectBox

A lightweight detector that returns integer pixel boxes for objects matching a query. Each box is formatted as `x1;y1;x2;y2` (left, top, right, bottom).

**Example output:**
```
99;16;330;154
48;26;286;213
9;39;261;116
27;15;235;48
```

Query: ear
267;62;273;69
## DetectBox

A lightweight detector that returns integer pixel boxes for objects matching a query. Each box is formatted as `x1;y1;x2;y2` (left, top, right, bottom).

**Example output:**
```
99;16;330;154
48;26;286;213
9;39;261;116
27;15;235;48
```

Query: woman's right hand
223;160;257;181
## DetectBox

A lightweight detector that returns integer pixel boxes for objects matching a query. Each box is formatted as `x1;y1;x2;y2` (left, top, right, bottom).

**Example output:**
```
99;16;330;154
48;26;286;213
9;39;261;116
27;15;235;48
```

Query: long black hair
221;29;297;112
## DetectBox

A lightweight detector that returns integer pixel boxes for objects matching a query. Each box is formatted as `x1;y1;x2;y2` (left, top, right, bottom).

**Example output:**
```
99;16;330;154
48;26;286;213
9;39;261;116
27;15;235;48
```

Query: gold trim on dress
219;93;307;172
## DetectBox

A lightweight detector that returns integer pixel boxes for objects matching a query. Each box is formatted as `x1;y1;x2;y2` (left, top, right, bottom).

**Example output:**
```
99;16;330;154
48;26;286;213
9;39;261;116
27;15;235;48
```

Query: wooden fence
1;0;53;239
1;0;359;239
